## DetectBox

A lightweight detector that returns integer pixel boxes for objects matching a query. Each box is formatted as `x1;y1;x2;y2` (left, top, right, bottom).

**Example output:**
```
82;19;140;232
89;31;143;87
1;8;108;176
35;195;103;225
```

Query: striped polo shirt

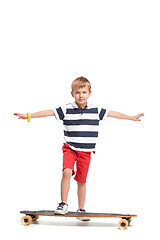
53;102;108;152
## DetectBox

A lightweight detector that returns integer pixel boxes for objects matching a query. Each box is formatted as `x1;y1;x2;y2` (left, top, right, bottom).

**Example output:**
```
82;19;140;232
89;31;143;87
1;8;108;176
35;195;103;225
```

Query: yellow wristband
27;113;31;122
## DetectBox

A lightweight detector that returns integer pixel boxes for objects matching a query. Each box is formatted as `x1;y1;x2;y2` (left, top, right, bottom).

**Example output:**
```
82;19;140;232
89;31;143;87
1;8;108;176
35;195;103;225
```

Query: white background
0;0;160;238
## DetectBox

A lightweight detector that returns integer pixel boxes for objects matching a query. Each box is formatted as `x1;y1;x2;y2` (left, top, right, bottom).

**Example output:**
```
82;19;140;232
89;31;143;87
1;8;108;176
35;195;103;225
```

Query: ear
89;91;92;96
71;91;74;97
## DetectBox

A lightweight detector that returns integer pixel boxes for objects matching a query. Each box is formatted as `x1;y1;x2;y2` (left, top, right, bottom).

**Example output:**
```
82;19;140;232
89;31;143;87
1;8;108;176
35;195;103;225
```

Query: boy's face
71;86;92;108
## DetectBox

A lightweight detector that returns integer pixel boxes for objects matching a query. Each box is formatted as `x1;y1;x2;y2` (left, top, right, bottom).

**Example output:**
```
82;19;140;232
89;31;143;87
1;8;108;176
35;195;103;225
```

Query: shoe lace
57;202;65;210
78;209;85;212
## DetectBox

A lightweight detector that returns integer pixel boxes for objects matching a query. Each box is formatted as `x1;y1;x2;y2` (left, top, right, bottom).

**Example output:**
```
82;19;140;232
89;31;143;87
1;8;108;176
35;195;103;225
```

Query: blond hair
71;76;91;92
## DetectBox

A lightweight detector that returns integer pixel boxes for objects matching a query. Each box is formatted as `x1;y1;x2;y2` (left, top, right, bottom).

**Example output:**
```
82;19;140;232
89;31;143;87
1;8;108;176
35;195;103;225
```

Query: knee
77;182;86;187
63;168;72;179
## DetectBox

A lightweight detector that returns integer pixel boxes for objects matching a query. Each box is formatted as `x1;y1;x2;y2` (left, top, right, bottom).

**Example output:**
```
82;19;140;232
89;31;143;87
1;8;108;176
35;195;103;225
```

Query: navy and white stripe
53;102;108;152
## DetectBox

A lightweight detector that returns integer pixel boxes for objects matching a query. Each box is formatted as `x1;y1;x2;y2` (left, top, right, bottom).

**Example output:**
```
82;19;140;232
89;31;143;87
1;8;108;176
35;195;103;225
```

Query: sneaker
54;202;68;215
76;209;90;221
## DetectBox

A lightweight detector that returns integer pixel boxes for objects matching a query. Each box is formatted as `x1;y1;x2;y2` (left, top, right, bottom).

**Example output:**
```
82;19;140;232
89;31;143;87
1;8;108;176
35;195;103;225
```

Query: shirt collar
71;101;92;109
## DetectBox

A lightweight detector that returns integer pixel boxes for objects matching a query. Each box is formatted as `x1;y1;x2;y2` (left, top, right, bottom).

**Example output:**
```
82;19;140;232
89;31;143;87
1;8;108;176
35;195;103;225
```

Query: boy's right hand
14;113;28;119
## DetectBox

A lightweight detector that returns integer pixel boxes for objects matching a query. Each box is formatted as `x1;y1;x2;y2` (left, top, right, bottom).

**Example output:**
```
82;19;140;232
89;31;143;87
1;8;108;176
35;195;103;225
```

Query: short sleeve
53;105;66;120
98;108;109;120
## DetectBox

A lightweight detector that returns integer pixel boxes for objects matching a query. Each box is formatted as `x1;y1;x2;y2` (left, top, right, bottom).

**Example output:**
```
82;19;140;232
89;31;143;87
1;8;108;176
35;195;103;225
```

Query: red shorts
62;143;91;183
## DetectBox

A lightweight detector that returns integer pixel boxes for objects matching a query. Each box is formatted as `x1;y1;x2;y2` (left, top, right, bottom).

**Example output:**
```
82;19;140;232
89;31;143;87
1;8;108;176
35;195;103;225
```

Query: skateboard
20;210;137;230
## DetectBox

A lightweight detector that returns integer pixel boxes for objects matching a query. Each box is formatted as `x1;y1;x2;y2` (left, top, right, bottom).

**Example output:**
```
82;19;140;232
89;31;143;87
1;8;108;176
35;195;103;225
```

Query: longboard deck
20;210;137;229
20;210;137;218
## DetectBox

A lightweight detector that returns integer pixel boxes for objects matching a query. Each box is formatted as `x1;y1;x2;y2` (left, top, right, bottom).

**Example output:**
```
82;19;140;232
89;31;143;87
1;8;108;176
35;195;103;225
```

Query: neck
75;101;87;109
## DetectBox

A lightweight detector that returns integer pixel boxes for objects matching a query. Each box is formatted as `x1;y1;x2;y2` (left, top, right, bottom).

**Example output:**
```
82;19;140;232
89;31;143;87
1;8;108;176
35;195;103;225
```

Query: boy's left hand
131;113;144;121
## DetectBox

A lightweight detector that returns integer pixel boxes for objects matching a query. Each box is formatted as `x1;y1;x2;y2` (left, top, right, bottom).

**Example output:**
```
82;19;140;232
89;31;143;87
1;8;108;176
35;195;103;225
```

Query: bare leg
77;182;86;209
61;168;72;204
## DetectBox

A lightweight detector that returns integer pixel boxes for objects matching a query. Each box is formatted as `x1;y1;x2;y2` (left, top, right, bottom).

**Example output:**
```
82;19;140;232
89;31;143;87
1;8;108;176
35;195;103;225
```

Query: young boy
14;77;144;220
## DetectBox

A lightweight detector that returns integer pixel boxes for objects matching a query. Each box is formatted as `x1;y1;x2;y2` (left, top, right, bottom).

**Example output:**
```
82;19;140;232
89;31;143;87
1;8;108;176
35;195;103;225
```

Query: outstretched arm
14;110;55;119
107;111;144;121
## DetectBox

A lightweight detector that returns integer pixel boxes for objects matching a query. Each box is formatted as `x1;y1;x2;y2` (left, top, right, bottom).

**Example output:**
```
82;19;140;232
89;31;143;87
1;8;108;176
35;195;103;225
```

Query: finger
135;117;141;121
14;113;21;117
137;114;143;118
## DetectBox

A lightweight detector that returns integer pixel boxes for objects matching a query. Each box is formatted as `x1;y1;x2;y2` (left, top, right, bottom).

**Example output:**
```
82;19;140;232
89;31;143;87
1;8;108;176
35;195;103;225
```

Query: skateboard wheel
21;215;32;226
118;219;128;230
